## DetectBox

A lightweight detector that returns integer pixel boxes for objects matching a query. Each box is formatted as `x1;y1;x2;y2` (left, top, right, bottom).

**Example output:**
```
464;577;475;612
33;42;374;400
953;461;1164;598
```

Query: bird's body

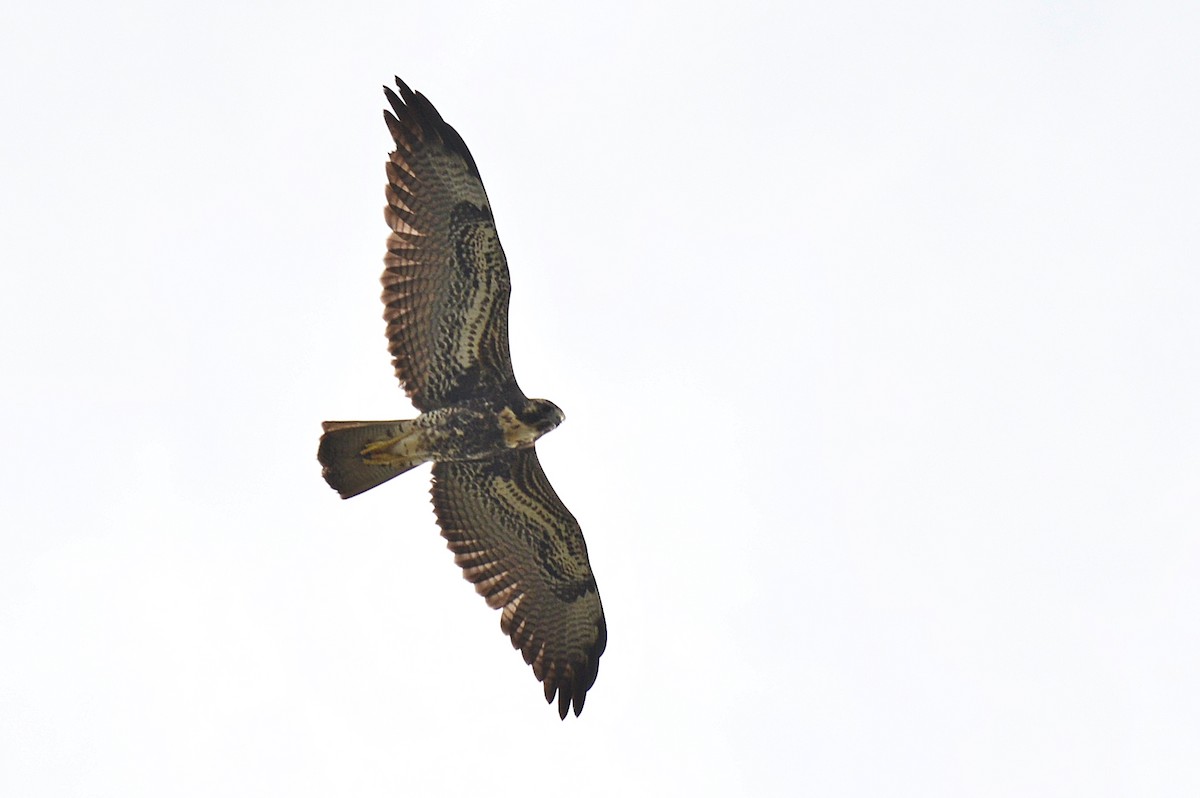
319;396;563;499
318;78;605;719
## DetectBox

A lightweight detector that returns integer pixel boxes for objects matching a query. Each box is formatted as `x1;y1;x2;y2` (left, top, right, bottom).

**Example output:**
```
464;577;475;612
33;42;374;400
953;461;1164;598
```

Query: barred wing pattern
431;449;607;719
382;78;520;411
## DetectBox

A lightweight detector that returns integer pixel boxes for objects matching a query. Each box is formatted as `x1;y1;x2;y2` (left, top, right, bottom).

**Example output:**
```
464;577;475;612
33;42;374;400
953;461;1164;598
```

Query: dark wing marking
381;77;520;411
431;449;607;719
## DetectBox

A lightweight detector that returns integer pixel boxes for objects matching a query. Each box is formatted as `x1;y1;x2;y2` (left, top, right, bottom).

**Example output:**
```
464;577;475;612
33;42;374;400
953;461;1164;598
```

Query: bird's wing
381;78;519;411
431;449;606;718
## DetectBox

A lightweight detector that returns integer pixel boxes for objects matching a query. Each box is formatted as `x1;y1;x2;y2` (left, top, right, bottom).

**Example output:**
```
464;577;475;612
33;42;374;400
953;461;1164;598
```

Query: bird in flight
318;78;606;719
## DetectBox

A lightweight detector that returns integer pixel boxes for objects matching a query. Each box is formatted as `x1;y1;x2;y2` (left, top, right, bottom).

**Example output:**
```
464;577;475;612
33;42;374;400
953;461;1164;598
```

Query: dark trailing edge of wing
384;77;482;181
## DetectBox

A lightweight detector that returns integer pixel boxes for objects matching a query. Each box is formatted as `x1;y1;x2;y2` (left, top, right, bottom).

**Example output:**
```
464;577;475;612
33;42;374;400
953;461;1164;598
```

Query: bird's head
520;398;565;435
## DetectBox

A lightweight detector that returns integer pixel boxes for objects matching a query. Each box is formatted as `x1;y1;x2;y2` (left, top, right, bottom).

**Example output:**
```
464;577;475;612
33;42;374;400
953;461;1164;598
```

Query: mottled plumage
318;78;606;719
380;82;515;411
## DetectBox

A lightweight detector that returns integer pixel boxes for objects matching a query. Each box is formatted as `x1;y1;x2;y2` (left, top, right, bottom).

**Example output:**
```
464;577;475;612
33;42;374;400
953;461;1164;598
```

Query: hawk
318;78;606;719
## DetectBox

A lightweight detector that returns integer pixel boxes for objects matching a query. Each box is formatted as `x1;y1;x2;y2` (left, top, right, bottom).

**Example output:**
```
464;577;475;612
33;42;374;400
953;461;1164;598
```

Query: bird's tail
318;419;428;499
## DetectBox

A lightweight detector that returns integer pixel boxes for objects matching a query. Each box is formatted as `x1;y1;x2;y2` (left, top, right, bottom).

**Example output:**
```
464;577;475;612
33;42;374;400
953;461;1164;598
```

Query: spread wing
431;449;607;719
381;78;520;411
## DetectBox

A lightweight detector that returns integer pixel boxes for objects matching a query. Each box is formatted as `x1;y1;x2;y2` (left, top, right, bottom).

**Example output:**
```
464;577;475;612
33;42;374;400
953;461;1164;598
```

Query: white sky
2;1;1198;795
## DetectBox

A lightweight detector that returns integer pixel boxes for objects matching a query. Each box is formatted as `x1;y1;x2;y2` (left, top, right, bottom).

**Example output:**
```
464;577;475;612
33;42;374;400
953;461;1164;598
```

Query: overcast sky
2;1;1198;795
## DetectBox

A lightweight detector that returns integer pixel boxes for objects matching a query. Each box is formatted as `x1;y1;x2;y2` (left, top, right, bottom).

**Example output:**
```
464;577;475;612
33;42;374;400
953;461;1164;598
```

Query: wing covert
431;449;607;718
